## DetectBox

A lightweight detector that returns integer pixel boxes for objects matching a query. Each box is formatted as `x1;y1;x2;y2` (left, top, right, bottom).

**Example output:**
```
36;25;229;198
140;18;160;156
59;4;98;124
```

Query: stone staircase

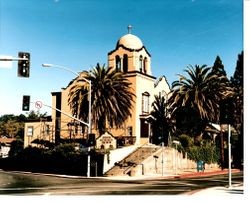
103;144;219;177
104;144;160;176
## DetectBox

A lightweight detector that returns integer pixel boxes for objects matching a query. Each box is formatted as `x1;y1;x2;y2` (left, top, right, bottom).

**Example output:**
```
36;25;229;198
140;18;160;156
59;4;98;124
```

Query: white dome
117;34;143;49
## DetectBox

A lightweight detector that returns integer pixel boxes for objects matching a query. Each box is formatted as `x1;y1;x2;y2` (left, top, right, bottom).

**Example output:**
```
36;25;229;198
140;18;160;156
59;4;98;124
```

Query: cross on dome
127;25;132;34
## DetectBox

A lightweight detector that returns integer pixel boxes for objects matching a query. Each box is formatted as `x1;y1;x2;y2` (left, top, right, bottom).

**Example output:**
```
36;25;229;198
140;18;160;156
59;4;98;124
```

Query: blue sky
0;0;243;116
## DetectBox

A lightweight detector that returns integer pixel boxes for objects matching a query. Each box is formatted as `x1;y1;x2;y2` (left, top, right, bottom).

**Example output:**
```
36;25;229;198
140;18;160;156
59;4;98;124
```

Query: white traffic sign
35;101;43;109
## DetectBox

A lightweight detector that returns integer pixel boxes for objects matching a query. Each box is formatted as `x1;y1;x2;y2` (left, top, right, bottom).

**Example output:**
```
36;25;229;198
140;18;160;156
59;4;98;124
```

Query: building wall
154;76;171;97
60;87;75;139
135;74;155;144
24;120;53;148
96;132;117;150
52;87;86;142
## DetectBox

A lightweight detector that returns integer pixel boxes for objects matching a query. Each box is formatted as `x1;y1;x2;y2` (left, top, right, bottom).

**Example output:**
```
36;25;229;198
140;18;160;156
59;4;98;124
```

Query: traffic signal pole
42;63;92;178
41;101;91;177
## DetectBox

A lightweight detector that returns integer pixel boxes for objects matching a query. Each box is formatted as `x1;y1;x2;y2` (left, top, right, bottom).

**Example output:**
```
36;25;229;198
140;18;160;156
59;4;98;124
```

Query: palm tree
68;71;89;131
169;64;232;138
68;63;135;136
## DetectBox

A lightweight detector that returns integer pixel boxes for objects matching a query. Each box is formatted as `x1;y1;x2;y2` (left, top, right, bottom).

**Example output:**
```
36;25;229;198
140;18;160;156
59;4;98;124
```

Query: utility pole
228;124;232;188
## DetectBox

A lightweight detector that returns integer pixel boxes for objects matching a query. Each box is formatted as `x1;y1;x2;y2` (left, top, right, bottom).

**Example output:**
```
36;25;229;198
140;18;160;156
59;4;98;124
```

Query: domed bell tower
108;25;152;75
108;26;156;146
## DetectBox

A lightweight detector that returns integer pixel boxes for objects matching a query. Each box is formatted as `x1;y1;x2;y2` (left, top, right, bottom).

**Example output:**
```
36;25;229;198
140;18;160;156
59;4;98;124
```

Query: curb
173;169;241;179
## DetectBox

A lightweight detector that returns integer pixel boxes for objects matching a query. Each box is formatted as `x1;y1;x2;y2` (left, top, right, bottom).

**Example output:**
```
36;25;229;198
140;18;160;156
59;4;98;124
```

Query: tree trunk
98;116;106;136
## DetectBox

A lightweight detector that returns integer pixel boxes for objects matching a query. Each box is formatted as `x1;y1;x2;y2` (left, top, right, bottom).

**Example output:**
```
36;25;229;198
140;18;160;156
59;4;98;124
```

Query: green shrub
187;141;219;164
179;134;193;149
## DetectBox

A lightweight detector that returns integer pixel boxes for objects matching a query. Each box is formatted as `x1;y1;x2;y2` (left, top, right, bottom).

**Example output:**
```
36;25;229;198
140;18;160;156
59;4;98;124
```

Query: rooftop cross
127;25;132;34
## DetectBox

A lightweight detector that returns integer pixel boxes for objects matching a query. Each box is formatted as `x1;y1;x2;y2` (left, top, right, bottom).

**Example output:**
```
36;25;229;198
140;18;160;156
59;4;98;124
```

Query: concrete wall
132;147;219;176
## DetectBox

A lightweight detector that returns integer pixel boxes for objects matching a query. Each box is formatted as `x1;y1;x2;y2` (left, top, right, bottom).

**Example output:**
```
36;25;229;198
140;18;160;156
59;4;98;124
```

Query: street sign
35;101;43;109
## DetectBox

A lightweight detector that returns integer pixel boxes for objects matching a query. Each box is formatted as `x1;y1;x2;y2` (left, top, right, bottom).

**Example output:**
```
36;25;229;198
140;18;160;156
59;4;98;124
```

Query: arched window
144;57;147;74
123;54;128;73
142;92;150;113
115;55;121;71
139;55;143;72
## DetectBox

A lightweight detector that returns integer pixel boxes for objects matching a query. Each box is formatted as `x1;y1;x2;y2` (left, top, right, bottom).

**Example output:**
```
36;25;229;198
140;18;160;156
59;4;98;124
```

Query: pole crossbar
0;57;28;61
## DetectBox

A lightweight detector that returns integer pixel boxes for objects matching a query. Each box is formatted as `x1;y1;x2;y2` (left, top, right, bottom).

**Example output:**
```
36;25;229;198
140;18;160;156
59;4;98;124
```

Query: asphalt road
0;170;243;195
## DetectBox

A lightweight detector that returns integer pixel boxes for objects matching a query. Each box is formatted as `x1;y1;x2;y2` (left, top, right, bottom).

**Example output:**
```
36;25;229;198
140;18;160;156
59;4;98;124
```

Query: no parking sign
35;101;43;109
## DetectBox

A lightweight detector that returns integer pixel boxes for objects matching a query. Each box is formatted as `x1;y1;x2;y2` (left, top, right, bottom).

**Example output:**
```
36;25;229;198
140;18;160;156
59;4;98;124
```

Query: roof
206;123;237;134
117;34;143;50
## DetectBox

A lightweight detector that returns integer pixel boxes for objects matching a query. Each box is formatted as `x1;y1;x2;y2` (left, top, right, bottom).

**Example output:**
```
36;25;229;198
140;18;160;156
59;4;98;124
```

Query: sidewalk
187;184;244;195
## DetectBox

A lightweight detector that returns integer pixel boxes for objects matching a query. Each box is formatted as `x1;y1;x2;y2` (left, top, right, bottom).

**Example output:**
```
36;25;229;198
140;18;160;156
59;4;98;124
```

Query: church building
24;26;170;148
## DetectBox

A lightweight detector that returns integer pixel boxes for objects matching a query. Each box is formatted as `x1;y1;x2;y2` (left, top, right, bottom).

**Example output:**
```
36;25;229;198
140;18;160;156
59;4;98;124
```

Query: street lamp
228;124;232;188
42;63;92;177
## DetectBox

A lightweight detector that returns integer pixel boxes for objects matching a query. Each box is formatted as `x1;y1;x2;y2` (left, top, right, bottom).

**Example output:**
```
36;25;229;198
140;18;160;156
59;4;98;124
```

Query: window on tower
123;54;128;72
142;92;150;114
139;55;143;72
144;57;147;74
115;55;121;71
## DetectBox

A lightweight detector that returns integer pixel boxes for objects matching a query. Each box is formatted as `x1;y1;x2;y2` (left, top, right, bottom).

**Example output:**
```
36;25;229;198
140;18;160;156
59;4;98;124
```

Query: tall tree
0;114;27;139
211;56;231;124
230;51;243;169
211;56;233;169
211;55;227;77
68;63;135;136
230;51;243;125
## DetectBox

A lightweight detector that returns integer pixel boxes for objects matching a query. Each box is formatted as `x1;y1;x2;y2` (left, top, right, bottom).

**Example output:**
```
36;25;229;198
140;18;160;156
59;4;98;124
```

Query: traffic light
18;52;30;77
22;95;30;111
87;133;96;146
